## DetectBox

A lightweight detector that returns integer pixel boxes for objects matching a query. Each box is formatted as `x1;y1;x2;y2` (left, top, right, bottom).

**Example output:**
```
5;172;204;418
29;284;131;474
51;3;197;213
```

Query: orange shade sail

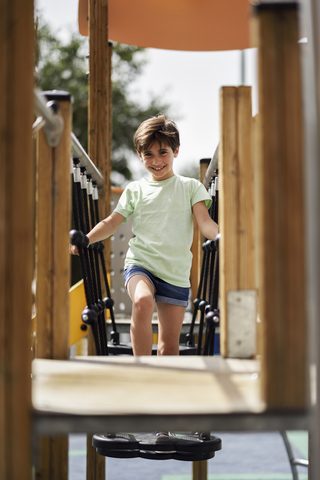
79;0;251;52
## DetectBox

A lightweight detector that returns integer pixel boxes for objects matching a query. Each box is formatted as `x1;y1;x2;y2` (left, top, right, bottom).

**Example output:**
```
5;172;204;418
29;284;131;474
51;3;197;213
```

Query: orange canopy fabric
79;0;251;52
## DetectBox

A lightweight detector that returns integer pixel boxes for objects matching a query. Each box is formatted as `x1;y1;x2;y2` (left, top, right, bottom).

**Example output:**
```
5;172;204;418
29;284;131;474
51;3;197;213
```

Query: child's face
137;141;179;181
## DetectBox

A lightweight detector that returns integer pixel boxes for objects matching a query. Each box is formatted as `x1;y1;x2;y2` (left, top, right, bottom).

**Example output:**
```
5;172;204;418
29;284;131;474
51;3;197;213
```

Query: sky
34;0;258;176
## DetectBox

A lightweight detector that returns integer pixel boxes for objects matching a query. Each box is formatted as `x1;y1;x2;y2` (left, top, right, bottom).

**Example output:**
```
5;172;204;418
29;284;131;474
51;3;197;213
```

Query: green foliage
35;17;170;186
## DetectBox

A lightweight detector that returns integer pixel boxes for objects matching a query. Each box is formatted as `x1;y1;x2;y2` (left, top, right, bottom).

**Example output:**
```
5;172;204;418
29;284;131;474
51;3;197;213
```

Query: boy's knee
157;342;178;356
133;293;154;313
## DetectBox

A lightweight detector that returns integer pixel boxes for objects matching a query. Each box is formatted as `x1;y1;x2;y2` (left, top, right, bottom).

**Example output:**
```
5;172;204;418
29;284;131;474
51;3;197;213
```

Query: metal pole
300;0;320;477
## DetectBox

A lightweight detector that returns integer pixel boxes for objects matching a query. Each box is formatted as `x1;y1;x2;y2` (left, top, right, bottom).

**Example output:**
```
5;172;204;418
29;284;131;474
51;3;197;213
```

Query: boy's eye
160;150;168;155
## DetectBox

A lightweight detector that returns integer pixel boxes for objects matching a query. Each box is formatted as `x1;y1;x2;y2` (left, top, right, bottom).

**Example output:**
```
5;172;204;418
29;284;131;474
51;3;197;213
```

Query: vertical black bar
93;185;119;340
72;161;101;354
87;177;109;355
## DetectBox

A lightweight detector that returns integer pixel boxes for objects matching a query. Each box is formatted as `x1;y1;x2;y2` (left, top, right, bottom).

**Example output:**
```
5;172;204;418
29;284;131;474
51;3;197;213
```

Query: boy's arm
70;212;125;255
192;201;219;240
87;212;125;244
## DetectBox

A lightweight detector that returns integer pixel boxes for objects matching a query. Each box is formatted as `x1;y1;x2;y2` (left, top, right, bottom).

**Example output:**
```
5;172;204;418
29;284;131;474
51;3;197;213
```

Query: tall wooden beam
88;0;109;351
0;0;34;478
219;86;256;359
105;40;113;271
254;2;307;408
35;92;72;480
87;1;109;478
198;159;211;283
36;93;72;361
88;0;109;218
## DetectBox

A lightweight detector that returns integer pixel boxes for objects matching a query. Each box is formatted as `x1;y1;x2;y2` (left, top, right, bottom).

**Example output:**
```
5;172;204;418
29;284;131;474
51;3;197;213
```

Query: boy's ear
137;150;143;161
174;146;180;158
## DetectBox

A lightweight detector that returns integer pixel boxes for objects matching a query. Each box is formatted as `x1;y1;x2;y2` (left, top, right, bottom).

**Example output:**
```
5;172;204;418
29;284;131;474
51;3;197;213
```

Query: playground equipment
1;1;319;479
70;159;220;357
69;148;222;460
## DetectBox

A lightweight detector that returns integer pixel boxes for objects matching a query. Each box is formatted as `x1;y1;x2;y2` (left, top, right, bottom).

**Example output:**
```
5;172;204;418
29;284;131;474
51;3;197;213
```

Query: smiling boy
70;115;218;356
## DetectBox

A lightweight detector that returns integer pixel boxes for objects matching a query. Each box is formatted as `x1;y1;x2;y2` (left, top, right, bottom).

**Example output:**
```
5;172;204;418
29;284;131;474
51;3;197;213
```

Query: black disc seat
92;432;221;461
107;344;198;355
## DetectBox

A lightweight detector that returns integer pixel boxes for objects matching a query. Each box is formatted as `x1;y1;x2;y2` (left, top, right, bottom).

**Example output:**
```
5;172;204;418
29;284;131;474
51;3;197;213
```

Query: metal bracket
33;89;65;148
227;290;257;358
42;100;64;148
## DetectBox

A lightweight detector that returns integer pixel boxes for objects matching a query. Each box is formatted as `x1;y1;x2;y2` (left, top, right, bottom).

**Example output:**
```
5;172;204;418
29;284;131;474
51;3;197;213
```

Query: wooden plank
254;3;307;408
105;41;113;273
0;1;34;479
35;94;71;480
88;2;108;478
74;355;260;372
52;98;72;360
0;1;7;476
37;437;69;480
87;0;108;357
219;86;256;358
190;216;199;305
192;150;209;480
238;87;255;289
36;128;53;359
32;360;310;437
87;436;105;480
88;0;108;189
219;87;238;356
198;159;211;288
32;358;264;416
35;95;71;361
252;115;262;357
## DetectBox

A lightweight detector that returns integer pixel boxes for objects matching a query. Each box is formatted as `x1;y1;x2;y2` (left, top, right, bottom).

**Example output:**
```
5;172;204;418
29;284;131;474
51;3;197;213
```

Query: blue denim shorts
124;265;189;307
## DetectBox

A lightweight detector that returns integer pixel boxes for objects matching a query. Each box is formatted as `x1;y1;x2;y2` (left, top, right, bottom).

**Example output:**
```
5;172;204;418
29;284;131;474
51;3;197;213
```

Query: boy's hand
69;244;79;256
69;229;89;256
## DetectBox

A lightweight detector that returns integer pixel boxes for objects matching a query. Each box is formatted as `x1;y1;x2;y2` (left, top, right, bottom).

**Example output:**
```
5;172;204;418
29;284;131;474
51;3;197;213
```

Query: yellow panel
69;280;88;347
69;276;112;348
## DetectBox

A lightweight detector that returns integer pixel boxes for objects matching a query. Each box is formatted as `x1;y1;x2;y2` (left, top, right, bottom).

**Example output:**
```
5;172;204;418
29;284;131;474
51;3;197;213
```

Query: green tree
35;18;170;186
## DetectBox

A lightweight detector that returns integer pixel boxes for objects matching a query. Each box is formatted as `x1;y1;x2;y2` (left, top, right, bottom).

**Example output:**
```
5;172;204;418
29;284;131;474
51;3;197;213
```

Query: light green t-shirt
114;175;212;287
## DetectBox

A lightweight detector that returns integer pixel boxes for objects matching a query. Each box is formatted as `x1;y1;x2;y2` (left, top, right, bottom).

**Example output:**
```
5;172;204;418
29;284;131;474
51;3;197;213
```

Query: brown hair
134;114;180;153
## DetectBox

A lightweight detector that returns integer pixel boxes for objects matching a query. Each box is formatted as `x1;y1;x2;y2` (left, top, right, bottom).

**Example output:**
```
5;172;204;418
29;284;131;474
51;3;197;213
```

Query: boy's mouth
152;166;165;171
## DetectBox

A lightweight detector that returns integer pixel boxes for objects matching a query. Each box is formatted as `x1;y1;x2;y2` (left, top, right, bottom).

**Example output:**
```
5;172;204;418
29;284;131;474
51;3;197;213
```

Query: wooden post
219;86;256;358
191;159;210;307
254;2;307;408
190;159;211;480
36;92;72;360
198;159;211;282
0;0;34;479
88;0;109;217
87;1;108;478
87;0;108;352
252;114;262;357
35;127;53;359
104;40;113;272
192;458;207;480
190;216;199;305
35;92;72;479
35;92;72;358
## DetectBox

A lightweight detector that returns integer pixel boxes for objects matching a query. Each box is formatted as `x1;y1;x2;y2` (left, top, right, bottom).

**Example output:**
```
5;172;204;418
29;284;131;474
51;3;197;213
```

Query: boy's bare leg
157;303;186;355
126;275;155;356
